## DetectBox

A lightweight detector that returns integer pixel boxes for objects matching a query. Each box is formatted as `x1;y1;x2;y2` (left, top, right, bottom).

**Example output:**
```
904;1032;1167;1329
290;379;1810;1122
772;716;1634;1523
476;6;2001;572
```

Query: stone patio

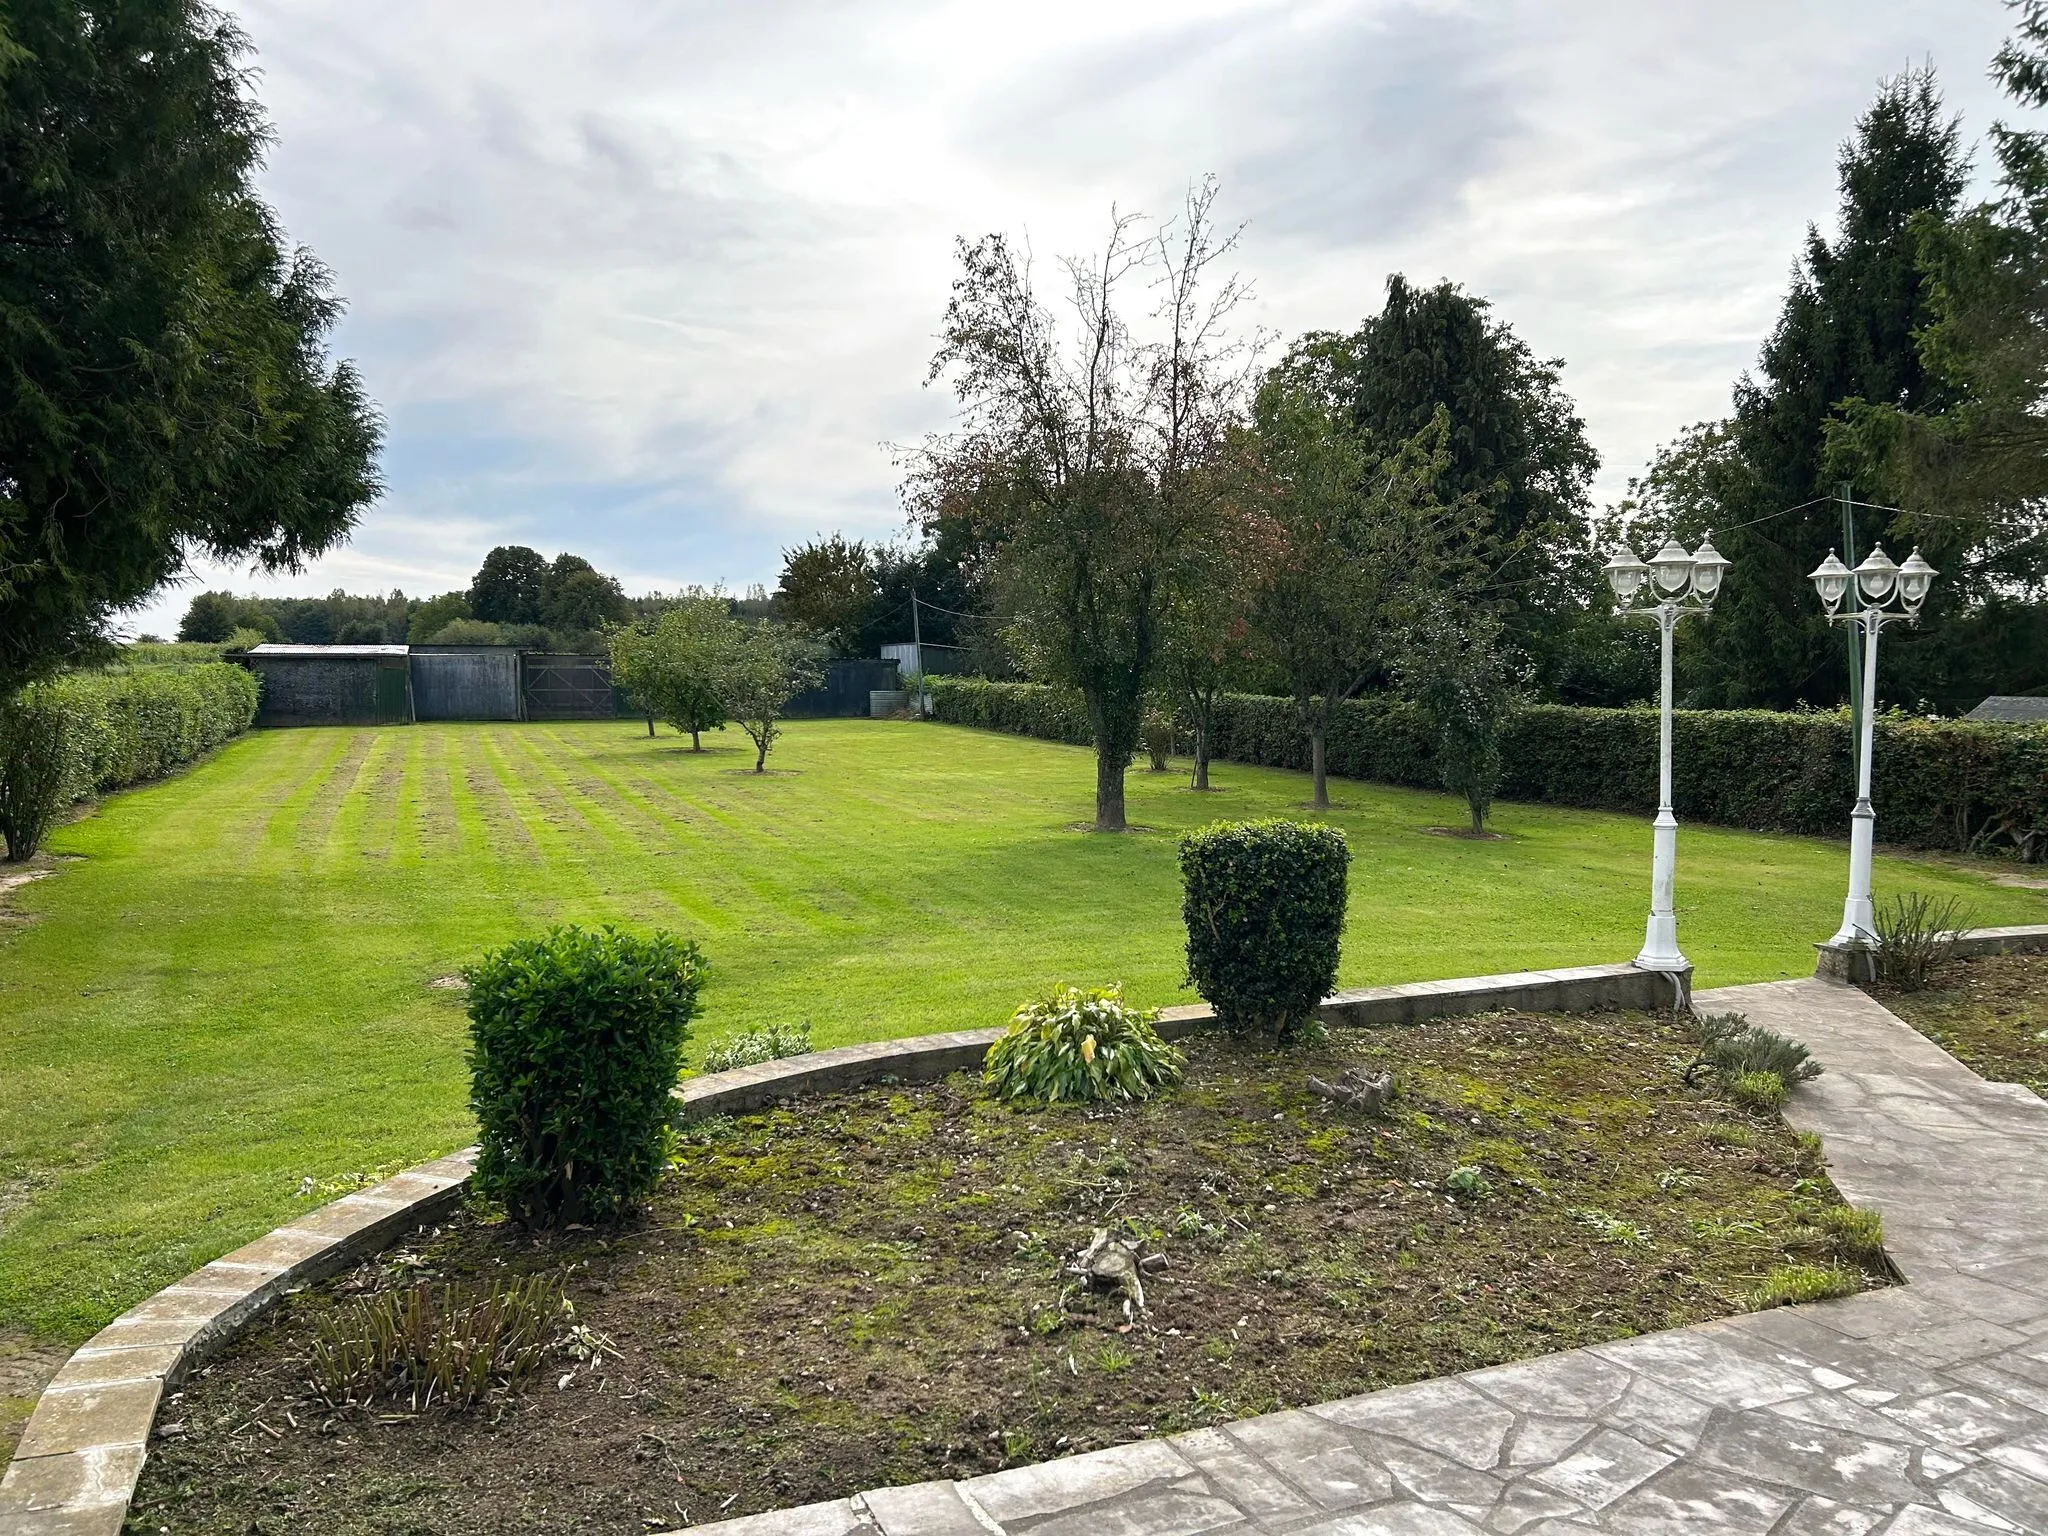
684;979;2048;1535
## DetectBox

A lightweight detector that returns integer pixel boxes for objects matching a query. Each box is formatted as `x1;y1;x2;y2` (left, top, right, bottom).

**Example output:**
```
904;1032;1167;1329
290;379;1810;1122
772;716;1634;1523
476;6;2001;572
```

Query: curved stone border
0;956;1791;1535
0;1151;474;1535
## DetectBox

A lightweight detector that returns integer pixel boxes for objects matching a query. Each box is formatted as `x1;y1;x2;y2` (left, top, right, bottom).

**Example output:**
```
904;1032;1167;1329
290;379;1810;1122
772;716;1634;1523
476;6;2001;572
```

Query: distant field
1;717;2039;1346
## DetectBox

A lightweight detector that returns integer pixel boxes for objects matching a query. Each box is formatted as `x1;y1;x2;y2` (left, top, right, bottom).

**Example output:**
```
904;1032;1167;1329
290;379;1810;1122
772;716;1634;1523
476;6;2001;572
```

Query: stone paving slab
682;978;2048;1535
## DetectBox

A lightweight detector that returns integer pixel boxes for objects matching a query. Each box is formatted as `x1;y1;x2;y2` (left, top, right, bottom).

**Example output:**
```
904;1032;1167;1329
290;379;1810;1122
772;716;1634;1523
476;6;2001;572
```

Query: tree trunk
754;733;768;772
1469;797;1484;835
1192;718;1211;791
1310;717;1329;811
690;727;702;751
1095;743;1127;831
645;713;655;738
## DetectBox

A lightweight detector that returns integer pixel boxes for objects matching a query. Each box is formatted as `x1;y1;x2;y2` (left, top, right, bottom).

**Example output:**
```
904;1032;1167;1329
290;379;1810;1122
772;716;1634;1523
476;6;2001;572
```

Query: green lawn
1;718;2039;1346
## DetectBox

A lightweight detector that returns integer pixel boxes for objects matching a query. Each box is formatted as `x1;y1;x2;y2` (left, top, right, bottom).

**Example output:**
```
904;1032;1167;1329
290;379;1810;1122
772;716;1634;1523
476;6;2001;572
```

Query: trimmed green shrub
0;684;83;861
929;678;2048;861
58;663;259;794
1179;819;1350;1041
466;925;706;1226
983;984;1185;1104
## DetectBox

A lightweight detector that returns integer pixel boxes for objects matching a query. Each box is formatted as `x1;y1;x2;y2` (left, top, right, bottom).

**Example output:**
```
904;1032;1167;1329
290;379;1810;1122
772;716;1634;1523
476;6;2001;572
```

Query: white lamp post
1808;543;1938;949
1605;533;1729;974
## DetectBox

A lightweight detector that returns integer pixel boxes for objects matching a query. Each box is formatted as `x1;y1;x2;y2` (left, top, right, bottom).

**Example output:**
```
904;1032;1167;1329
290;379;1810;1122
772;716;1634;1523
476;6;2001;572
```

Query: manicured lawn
1;718;2040;1347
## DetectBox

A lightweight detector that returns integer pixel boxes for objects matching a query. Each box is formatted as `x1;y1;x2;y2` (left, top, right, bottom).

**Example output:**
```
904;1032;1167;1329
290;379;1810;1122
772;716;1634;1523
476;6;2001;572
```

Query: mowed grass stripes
0;717;2039;1343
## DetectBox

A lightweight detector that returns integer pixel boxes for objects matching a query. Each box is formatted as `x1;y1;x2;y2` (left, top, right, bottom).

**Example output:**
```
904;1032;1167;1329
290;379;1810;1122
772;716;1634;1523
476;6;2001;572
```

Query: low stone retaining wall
1813;922;2048;982
0;959;1675;1534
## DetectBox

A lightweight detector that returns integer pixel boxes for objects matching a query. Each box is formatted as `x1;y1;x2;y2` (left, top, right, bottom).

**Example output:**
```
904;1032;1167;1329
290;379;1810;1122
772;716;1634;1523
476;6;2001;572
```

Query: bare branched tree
908;180;1256;829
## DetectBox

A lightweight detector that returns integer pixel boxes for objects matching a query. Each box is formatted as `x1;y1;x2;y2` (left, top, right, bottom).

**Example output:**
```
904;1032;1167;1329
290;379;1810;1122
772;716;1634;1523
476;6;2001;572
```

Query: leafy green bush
1178;819;1350;1041
929;678;2048;861
699;1021;812;1074
58;663;260;793
466;925;706;1226
0;684;83;861
983;984;1185;1104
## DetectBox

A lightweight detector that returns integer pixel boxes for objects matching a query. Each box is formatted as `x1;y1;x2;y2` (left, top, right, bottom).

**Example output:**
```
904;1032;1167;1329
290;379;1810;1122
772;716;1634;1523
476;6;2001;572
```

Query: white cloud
133;0;2017;636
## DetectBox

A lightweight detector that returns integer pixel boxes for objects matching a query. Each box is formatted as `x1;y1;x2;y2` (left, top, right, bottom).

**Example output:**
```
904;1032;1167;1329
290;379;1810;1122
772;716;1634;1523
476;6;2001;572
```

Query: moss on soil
1871;950;2048;1098
128;1009;1887;1535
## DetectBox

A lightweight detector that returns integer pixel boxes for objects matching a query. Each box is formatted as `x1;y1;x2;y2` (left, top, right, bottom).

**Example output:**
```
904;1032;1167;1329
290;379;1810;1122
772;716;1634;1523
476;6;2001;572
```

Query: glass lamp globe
1649;538;1694;598
1896;548;1938;614
1689;532;1729;603
1809;550;1852;615
1603;545;1649;605
1854;545;1899;604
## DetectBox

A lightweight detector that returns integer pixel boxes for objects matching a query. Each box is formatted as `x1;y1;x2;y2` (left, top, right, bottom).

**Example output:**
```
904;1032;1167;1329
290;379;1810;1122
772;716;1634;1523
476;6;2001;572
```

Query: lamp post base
1635;910;1688;974
1814;940;1877;985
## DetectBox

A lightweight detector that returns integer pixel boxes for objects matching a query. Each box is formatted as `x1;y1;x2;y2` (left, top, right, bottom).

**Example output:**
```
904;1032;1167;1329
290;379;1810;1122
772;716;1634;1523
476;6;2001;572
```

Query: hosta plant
983;984;1185;1105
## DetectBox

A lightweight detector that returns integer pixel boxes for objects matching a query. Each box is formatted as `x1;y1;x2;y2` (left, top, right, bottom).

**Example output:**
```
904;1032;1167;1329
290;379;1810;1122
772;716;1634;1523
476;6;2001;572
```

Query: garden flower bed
1871;949;2048;1098
128;1007;1887;1535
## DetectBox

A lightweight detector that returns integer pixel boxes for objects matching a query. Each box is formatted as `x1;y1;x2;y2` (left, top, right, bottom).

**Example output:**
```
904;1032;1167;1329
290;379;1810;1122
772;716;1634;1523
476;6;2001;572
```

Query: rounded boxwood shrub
1179;819;1350;1041
983;984;1184;1104
466;925;705;1226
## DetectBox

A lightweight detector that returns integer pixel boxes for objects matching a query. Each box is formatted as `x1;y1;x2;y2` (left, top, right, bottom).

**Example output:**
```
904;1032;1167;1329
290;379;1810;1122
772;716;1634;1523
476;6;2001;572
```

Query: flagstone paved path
683;978;2048;1535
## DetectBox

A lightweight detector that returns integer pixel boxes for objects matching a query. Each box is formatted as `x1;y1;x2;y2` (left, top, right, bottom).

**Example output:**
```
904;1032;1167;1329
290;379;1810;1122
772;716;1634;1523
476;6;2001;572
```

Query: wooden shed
241;645;414;726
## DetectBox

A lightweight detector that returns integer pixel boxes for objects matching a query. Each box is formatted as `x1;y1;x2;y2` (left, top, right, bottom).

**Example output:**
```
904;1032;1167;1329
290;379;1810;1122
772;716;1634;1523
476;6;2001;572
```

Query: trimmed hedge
55;663;261;797
928;676;2047;861
0;664;260;858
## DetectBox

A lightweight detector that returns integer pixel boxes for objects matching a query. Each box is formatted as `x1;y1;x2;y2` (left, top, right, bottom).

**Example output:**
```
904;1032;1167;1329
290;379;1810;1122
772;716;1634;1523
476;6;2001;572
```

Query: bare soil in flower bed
129;1009;1887;1535
1872;950;2048;1098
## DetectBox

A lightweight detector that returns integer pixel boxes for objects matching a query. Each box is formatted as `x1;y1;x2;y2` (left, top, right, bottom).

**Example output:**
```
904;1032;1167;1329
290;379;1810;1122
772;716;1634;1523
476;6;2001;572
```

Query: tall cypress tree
1288;276;1602;694
0;0;381;692
1684;67;1967;707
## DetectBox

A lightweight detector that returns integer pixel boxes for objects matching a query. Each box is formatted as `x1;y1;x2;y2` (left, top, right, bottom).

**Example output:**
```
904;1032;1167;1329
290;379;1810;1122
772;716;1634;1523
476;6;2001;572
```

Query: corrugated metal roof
1965;695;2048;723
245;644;410;658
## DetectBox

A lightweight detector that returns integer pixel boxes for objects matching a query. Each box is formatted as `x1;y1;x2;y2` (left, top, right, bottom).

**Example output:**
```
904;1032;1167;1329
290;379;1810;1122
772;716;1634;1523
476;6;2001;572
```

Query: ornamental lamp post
1808;543;1938;953
1605;533;1728;977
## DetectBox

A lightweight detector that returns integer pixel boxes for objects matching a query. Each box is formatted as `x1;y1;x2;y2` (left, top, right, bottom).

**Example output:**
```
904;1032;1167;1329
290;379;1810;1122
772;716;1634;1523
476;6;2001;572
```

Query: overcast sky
134;0;2021;635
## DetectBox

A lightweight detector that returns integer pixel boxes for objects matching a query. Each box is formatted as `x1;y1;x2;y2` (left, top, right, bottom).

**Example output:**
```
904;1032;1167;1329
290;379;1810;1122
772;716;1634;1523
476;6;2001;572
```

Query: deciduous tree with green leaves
607;596;737;748
910;181;1253;829
722;622;828;772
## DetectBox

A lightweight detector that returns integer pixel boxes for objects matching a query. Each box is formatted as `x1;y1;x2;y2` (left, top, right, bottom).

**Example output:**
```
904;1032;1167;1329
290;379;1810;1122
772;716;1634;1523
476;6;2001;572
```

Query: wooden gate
521;655;617;720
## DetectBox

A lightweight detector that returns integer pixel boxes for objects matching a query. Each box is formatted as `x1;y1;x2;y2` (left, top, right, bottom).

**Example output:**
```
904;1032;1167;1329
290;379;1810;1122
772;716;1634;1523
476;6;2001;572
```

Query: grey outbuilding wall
410;647;522;721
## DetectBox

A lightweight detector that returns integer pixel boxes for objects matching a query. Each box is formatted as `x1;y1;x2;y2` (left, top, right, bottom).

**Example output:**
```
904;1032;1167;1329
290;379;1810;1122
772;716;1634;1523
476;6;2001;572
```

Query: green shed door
375;663;412;724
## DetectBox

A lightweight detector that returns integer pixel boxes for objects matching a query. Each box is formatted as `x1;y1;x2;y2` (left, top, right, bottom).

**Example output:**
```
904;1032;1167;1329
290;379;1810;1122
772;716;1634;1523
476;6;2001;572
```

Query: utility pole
909;583;925;716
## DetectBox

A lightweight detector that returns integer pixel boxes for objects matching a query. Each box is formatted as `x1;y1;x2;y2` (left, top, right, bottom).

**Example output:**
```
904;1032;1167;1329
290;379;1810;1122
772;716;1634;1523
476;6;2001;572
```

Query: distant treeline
170;546;777;653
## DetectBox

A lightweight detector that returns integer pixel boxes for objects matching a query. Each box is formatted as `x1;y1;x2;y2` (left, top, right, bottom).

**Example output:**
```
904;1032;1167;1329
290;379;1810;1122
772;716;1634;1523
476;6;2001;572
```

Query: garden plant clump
983;984;1185;1103
132;1006;1889;1534
1870;949;2048;1098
